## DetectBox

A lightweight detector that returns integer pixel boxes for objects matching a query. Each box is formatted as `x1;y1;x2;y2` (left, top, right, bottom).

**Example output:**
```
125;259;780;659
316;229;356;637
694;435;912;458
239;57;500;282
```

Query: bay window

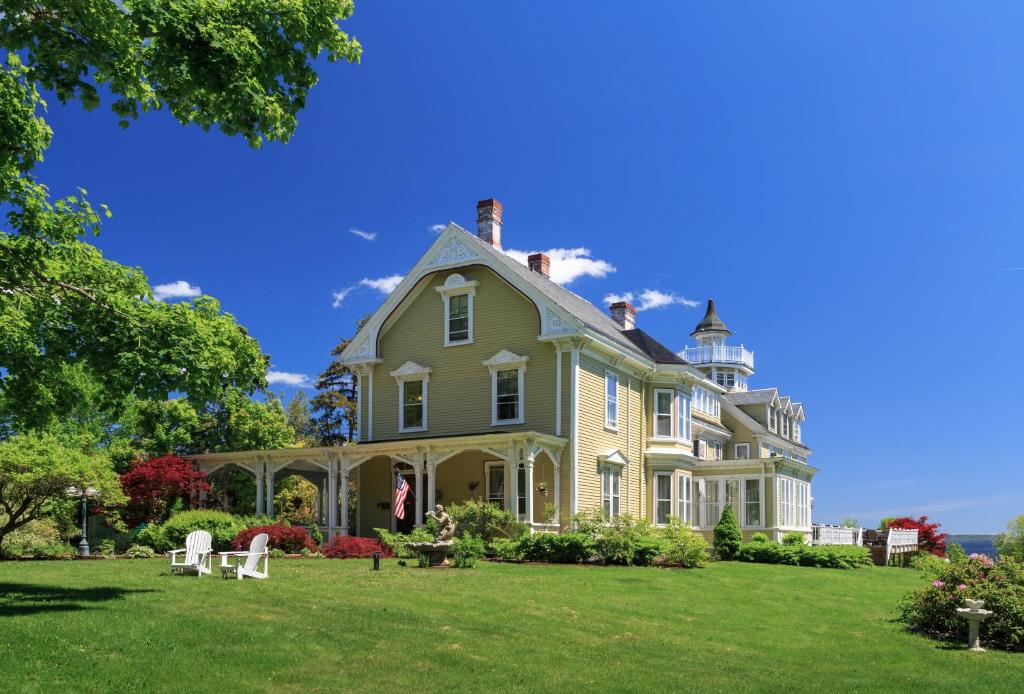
654;473;672;525
677;392;691;441
654;389;673;438
678;475;692;524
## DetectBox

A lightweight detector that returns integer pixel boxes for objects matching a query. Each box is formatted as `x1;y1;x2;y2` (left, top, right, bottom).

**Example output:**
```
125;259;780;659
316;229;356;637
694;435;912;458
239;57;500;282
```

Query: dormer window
436;273;479;346
768;406;777;432
782;416;790;438
484;350;529;425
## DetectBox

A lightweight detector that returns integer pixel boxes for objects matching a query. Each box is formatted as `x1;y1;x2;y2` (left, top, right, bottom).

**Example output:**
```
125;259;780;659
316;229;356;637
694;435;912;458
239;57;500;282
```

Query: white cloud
429;223;447;234
349;228;377;241
267;370;312;388
331;287;355;308
359;274;404;294
152;280;201;302
601;289;699;311
505;247;615;285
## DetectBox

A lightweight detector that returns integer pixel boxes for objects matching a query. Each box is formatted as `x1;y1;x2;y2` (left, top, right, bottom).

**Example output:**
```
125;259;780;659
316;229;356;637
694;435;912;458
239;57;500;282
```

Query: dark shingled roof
691;298;731;336
621;329;688;365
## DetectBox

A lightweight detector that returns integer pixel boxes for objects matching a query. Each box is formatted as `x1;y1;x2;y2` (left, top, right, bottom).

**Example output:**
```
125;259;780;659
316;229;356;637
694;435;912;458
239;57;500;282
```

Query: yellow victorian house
193;199;816;541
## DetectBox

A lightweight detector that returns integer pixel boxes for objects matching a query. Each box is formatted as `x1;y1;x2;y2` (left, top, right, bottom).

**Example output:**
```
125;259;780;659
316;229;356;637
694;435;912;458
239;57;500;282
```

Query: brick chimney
527;252;550;278
476;198;502;248
609;301;637;330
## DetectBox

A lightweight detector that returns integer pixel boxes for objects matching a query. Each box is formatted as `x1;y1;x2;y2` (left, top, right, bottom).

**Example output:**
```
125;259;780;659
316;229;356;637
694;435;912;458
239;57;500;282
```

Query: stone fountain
405;504;456;567
956;599;993;652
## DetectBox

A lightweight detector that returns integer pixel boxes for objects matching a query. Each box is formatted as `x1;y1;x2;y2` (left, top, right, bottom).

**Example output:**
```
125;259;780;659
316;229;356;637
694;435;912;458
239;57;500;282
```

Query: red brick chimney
476;198;502;248
527;252;550;278
609;301;637;330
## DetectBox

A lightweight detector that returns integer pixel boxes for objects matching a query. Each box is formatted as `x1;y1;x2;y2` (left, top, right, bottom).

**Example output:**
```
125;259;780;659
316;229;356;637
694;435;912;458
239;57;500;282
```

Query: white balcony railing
680;345;755;370
812;525;863;546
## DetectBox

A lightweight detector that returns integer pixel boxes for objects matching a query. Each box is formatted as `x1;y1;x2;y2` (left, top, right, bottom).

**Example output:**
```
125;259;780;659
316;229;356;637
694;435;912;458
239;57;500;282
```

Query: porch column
426;456;437;511
317;476;326;527
265;460;275;517
255;460;266;515
509;447;520;520
327;457;338;539
524;457;535;526
414;457;424;527
553;461;561;526
339;460;350;536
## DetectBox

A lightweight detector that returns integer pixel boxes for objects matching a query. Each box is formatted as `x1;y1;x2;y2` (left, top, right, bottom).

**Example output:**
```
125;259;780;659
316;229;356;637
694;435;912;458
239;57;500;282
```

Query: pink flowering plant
898;553;1024;651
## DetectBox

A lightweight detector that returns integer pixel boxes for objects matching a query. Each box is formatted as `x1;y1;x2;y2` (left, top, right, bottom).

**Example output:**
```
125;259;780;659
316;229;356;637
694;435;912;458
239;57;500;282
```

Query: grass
0;559;1021;692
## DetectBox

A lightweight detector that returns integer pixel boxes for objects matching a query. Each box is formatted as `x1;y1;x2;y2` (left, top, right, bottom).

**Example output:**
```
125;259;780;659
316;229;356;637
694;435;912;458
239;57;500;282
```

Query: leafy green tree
713;506;742;559
197;388;295;453
313;315;369;444
841;516;859;528
0;430;124;548
995;514;1024;562
0;2;361;430
285;390;318;447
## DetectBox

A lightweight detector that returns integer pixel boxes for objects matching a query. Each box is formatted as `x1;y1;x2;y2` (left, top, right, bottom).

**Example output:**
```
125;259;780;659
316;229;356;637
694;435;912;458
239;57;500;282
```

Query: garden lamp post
66;485;99;558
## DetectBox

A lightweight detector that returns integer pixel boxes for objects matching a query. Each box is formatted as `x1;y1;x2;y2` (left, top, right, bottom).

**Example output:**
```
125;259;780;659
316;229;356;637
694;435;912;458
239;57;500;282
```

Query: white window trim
677;392;691;441
484;461;506;509
653;388;674;439
767;405;777;432
678;473;692;525
734;442;751;460
692;474;764;530
605;370;619;431
436;273;479;347
389;361;432;433
653;471;673;526
484;350;529;426
600;464;622;518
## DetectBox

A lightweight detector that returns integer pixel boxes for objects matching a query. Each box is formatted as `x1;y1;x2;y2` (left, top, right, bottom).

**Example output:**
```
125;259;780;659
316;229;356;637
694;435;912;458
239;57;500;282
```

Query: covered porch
190;431;566;539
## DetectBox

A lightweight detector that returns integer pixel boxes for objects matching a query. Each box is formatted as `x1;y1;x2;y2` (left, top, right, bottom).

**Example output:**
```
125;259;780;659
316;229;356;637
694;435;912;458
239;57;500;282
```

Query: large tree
0;2;361;431
312;315;369;445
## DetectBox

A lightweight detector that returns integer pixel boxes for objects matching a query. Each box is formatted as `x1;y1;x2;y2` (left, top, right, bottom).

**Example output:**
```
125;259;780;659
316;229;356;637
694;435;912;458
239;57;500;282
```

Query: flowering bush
898;554;1024;651
883;515;947;557
231;523;316;554
321;535;392;559
119;456;210;527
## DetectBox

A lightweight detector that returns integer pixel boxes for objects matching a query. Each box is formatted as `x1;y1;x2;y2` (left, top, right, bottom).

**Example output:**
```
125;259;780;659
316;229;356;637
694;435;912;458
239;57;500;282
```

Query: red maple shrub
232;524;317;554
321;535;392;559
119;455;210;527
884;515;948;557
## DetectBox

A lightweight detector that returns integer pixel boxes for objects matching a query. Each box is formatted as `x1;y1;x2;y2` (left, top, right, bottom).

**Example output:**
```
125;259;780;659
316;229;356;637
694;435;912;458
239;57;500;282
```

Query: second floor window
447;294;469;342
400;379;426;431
677;392;691;441
496;369;520;421
605;372;618;429
654;389;673;437
484;350;529;426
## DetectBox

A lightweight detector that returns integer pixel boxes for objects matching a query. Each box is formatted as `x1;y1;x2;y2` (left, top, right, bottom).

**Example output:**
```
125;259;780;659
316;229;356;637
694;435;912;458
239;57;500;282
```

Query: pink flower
932;580;944;588
957;584;967;591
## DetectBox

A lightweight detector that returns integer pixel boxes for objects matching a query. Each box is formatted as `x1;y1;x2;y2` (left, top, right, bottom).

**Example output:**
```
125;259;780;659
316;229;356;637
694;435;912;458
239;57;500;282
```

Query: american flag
393;471;410;520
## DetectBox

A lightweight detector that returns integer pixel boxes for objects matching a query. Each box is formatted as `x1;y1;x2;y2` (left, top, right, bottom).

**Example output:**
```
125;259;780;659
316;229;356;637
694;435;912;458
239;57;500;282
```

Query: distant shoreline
947;534;998;557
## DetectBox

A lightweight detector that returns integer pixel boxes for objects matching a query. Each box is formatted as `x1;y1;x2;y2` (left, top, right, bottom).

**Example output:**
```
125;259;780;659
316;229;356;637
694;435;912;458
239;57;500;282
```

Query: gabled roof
621;329;688;365
720;398;812;453
724;388;780;407
691;299;731;337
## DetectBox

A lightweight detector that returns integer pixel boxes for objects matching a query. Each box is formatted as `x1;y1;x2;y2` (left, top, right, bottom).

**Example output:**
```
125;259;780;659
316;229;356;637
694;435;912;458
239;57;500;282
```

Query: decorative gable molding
598;449;629;467
482;350;530;373
541;306;577;337
425;236;482;269
389;361;432;382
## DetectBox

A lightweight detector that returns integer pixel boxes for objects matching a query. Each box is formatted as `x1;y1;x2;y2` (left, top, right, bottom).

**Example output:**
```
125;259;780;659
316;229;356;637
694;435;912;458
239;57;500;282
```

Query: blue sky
36;3;1024;533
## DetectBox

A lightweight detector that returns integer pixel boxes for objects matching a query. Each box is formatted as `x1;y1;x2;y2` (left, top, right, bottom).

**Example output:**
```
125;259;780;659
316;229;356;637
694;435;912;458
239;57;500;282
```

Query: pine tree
714;506;742;559
311;315;370;445
285;391;317;446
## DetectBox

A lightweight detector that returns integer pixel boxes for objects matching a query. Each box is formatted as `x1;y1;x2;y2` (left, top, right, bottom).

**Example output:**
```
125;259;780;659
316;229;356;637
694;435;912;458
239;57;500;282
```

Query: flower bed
231;524;316;554
898;553;1024;651
321;535;392;559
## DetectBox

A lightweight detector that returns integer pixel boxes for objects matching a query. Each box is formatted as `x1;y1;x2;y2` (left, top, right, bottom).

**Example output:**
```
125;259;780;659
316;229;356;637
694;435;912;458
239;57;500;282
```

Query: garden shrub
232;523;316;554
898;554;1024;651
308;523;324;546
910;551;948;577
714;506;742;559
119;455;210;527
126;544;156;559
782;531;807;546
0;518;73;559
735;542;871;569
134;522;171;552
590;515;663;566
98;539;117;557
160;510;244;551
492;538;526;561
447;499;529;545
374;527;433;558
947;542;967;564
269;548;287;559
452;534;486;568
321;535;392;559
995;514;1024;562
659;519;710;568
750;532;770;544
503;531;595;563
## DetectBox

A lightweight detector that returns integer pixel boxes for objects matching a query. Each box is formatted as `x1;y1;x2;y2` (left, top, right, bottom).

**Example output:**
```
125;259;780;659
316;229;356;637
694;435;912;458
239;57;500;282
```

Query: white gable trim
340;225;582;366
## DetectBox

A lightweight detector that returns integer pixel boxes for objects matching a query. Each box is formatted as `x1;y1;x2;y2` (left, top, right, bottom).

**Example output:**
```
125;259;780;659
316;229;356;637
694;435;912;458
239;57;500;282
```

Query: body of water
948;536;998;557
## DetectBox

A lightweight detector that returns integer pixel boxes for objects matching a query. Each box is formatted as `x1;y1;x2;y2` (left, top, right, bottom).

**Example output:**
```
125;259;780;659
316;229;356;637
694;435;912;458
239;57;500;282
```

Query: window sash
447;294;470;342
678;475;691;524
654;390;673;437
605;372;618;428
495;368;520;422
487;465;505;509
744;479;761;527
400;380;425;430
735;443;750;459
677;393;690;441
655;473;672;525
602;466;621;518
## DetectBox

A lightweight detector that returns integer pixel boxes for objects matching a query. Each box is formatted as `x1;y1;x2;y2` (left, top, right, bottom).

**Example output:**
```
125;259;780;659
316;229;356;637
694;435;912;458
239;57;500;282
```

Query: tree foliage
312;315;368;444
118;455;210;527
0;430;124;547
285;390;318;447
995;514;1024;562
713;506;742;559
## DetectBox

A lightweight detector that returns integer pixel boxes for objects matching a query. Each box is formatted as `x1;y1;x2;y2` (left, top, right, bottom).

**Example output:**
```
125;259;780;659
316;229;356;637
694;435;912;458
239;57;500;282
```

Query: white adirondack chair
169;530;213;576
218;532;270;580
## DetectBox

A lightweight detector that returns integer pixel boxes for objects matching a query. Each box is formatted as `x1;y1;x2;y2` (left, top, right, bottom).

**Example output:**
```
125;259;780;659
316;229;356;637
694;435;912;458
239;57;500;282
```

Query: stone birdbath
405;504;456;567
956;599;993;652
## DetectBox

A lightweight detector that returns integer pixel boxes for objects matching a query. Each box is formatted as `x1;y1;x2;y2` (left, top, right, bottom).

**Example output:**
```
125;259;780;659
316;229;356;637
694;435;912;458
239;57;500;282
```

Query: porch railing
812;524;863;546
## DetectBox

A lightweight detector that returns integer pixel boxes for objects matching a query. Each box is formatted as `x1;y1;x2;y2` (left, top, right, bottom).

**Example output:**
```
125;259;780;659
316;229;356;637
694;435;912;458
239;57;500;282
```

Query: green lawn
0;559;1020;692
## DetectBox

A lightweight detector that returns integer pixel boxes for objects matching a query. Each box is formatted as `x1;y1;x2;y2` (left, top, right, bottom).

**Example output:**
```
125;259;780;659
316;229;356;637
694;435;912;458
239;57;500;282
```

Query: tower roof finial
691;298;732;337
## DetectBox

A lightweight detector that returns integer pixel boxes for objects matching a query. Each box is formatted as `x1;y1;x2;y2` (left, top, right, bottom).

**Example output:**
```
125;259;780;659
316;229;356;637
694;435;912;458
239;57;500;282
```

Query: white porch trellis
190;431;566;539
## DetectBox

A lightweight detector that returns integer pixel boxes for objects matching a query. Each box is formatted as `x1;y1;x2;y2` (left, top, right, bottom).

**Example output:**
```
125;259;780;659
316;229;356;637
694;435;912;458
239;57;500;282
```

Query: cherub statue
426;504;455;543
